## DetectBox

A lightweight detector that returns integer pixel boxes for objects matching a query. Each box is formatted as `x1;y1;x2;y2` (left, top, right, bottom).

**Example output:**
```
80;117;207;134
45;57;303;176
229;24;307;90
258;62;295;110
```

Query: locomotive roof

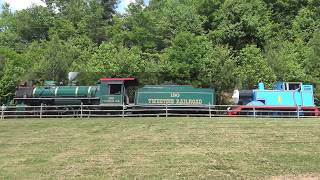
100;78;135;81
100;77;138;86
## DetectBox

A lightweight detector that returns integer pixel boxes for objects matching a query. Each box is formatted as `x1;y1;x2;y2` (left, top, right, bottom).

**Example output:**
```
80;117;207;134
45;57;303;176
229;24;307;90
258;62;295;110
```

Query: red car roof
100;78;135;81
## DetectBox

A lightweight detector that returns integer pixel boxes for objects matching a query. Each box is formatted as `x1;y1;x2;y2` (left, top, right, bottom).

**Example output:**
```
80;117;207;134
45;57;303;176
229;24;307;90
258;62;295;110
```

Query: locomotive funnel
68;72;80;81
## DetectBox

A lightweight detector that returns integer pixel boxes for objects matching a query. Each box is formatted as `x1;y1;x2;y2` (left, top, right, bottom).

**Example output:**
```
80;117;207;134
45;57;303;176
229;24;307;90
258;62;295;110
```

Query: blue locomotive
229;81;319;116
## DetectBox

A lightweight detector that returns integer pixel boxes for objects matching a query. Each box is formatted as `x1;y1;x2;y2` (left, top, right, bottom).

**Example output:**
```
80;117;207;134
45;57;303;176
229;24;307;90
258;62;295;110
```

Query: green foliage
160;32;211;86
154;0;205;36
49;17;77;40
305;32;320;83
237;45;276;88
7;6;53;42
199;45;236;91
108;3;162;51
0;47;27;103
29;36;97;85
263;0;309;28
291;7;320;42
159;32;235;90
265;39;309;82
208;0;275;49
85;42;143;77
307;35;320;97
100;0;118;21
0;4;25;51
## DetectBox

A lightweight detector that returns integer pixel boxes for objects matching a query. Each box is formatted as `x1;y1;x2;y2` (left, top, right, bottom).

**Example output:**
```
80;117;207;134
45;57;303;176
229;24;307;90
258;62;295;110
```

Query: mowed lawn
1;118;320;179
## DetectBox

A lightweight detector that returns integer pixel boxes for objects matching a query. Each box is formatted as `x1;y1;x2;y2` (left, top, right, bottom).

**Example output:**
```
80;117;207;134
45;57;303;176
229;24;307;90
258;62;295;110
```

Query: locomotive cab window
285;83;301;91
109;84;122;95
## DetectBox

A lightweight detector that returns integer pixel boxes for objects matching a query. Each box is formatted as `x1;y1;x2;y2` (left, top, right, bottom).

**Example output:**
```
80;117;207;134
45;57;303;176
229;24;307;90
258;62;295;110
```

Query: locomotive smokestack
258;81;265;90
68;72;80;85
68;72;80;82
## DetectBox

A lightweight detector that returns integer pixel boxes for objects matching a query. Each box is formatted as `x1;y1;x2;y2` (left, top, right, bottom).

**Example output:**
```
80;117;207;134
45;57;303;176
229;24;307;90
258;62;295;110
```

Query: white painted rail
0;104;319;119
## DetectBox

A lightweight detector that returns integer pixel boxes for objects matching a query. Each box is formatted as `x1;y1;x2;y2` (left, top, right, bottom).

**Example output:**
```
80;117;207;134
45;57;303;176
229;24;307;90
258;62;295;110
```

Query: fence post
40;103;43;119
80;102;83;118
165;103;168;118
1;105;4;119
253;107;256;118
209;103;212;118
122;105;125;118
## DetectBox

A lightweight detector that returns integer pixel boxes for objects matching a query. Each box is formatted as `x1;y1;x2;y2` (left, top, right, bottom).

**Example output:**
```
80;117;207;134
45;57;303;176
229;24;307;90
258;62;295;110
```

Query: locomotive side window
285;83;301;90
109;84;122;95
289;83;301;90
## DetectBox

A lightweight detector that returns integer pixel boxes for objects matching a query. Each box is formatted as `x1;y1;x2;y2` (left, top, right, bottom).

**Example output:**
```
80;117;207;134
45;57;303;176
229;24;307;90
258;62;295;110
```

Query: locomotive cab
274;82;302;91
98;78;138;106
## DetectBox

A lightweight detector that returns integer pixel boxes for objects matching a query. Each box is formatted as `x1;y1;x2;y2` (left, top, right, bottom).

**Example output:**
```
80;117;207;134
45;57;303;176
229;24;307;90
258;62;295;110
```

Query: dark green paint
135;85;216;106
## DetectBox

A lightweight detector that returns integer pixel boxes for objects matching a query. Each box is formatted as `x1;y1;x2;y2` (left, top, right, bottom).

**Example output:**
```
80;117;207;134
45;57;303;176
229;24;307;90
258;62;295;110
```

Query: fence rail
0;104;319;119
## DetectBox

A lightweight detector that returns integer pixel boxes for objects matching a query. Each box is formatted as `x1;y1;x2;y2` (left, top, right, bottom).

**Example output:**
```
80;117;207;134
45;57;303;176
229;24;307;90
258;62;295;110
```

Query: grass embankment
0;117;320;179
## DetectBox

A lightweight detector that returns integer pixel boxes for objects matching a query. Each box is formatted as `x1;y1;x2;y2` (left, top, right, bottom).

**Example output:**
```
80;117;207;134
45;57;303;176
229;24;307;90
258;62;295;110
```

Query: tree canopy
0;0;319;103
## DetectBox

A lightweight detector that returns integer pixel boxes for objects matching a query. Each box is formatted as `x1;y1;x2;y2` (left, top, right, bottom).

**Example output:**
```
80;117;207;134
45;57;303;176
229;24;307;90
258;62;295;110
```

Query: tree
236;45;276;88
208;0;275;49
7;6;53;42
160;32;225;87
0;47;27;104
0;4;52;51
291;7;320;42
44;0;116;43
23;35;78;82
265;39;309;82
199;45;236;91
108;1;163;51
44;0;117;22
84;42;144;78
263;0;309;28
305;32;320;83
100;0;118;21
154;0;205;36
109;0;205;52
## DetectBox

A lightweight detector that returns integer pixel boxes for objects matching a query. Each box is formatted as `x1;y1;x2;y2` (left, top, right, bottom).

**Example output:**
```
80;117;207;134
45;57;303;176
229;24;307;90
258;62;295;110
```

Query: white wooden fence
0;104;319;119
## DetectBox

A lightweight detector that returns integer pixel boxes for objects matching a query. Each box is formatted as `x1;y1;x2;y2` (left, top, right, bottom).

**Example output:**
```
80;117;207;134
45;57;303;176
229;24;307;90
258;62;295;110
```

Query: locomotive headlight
232;90;240;104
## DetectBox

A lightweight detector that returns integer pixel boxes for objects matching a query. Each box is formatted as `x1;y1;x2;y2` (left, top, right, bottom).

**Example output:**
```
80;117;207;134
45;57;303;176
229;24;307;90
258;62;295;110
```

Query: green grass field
1;117;320;179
